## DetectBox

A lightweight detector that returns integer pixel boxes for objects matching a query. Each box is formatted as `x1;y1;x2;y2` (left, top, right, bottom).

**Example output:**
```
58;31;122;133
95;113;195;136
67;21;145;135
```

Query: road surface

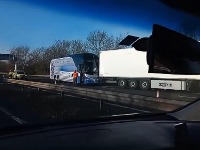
0;84;150;129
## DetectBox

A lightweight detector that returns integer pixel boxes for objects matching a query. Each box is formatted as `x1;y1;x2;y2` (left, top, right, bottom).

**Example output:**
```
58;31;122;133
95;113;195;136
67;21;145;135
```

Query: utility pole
13;55;17;71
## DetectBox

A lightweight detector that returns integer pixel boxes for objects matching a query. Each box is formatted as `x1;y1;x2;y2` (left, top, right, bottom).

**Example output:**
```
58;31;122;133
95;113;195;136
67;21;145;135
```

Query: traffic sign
0;54;16;60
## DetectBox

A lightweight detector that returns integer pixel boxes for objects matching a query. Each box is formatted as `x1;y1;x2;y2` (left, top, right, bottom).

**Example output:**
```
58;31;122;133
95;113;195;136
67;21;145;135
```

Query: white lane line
178;95;197;99
0;106;27;124
109;113;140;117
26;88;150;114
60;93;151;113
103;102;150;113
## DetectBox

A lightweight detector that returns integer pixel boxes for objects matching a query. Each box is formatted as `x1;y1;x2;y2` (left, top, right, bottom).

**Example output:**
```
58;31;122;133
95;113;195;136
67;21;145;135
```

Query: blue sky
0;0;198;53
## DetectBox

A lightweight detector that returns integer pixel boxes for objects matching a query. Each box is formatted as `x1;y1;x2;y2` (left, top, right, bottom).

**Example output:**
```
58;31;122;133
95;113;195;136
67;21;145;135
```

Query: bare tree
44;39;87;60
70;40;87;54
86;30;127;55
9;46;30;70
43;40;71;63
31;40;72;75
7;31;128;75
48;40;71;58
85;30;115;55
27;47;47;74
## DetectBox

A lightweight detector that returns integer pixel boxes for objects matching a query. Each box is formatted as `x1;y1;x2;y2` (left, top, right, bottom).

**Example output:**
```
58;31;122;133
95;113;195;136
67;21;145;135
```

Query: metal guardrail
5;79;189;112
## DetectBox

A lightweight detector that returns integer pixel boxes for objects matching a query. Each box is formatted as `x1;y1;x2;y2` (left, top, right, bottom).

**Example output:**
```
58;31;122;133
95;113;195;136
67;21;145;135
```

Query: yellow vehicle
8;70;13;79
11;70;27;80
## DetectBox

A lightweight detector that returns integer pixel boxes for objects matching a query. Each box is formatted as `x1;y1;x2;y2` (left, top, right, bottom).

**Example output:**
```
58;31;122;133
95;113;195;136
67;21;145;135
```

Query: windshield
84;56;99;75
16;71;25;74
84;62;95;74
0;0;200;129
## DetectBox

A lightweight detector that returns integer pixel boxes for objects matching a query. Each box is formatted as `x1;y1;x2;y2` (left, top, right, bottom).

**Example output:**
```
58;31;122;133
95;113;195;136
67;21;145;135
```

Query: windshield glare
0;0;200;129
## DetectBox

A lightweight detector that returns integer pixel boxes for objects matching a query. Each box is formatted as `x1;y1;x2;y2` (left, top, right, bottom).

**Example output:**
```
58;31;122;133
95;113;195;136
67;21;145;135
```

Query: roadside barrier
6;79;189;112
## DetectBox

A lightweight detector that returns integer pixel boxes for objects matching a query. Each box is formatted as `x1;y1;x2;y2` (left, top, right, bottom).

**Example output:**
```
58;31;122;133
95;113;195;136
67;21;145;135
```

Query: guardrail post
100;99;104;115
37;87;40;91
2;75;6;84
22;85;24;92
60;91;64;98
59;90;64;117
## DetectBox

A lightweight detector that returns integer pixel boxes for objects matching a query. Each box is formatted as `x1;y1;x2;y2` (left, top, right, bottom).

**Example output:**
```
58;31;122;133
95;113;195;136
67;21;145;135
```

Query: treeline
1;30;127;75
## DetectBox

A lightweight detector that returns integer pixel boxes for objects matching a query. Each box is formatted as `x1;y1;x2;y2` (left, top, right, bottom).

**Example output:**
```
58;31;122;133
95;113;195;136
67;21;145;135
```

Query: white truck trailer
99;48;200;91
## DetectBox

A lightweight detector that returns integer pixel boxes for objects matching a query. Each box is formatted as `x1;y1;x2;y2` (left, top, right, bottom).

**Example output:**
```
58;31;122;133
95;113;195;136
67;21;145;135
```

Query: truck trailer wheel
118;79;127;88
139;80;150;90
128;79;138;90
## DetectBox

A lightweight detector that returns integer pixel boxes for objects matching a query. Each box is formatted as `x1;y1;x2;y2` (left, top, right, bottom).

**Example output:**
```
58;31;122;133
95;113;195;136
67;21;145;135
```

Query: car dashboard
0;114;200;150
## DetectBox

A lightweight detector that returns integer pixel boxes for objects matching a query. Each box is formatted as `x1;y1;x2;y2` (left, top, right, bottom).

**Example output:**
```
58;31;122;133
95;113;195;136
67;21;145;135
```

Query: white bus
50;53;99;84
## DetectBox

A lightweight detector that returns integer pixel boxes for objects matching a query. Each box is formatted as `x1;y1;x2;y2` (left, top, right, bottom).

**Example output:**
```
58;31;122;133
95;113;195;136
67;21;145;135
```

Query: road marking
178;95;197;99
0;106;27;124
58;93;151;113
109;113;140;117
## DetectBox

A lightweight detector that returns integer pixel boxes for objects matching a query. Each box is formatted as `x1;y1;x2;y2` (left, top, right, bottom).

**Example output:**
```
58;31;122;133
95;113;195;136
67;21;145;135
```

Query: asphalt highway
0;84;150;129
0;74;199;129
